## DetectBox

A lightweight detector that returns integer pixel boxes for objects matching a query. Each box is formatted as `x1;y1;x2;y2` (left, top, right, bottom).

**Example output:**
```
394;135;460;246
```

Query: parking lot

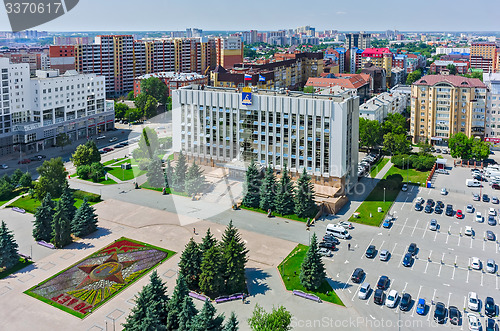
325;164;500;330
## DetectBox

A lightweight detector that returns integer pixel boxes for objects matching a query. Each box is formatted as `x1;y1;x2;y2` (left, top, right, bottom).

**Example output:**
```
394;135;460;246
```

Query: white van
326;224;351;239
466;179;481;187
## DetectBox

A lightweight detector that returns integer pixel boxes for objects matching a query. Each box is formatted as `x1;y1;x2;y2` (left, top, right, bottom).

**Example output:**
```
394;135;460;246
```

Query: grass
102;157;127;166
166;154;174;161
140;181;190;197
369;157;389;178
0;258;33;279
74;176;117;185
278;244;344;306
104;166;146;181
9;195;100;214
240;205;311;223
384;166;430;186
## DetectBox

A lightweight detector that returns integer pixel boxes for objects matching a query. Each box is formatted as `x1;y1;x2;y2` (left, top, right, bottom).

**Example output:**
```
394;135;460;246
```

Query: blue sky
1;0;499;32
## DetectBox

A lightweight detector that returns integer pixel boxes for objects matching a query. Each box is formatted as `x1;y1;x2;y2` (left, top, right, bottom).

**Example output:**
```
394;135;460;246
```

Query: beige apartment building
410;74;487;145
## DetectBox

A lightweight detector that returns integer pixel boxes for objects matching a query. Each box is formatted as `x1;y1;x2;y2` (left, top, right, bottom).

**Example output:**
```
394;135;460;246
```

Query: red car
456;210;464;219
103;147;114;152
493;183;500;190
18;159;31;164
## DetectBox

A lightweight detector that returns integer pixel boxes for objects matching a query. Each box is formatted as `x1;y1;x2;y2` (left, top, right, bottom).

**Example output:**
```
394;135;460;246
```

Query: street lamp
383;187;386;203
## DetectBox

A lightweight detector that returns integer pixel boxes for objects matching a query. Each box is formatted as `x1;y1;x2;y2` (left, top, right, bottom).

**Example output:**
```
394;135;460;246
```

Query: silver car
358;282;370;300
486;259;496;273
379;249;390;261
429;219;438;231
318;248;333;257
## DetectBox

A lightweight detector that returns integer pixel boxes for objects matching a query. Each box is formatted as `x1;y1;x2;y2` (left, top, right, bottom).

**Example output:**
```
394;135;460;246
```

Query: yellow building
470;42;498;72
360;48;393;83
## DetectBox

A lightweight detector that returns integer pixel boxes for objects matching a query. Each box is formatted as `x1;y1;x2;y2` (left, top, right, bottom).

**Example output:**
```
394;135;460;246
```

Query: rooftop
135;71;206;81
305;73;370;89
414;74;486;88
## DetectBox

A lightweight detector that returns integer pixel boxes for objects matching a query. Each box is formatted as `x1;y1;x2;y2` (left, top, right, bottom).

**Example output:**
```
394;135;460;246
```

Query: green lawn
384;166;429;186
75;176;117;185
103;157;127;166
278;244;344;306
240;205;311;223
370;157;389;178
140;181;190;197
0;258;33;279
104;166;146;181
9;195;100;214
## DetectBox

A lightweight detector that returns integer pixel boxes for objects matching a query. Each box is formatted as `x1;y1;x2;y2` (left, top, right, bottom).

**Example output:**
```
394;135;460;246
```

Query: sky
0;0;499;32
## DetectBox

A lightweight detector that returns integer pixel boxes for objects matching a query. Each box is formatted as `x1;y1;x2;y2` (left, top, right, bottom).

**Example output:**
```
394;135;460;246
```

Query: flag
259;75;266;82
244;74;252;81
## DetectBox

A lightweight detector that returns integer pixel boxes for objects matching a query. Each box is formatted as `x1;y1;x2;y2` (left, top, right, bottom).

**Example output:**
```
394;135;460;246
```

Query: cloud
336;11;346;15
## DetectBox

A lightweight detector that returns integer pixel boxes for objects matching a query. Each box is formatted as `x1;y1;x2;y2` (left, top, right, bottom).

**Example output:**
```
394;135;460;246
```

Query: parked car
433;302;447;324
377;275;389;290
446;204;454;216
465;226;473;236
476;212;483;223
486;318;497;331
337;221;353;229
466;204;475;213
429;219;438;231
382;219;392;228
486;259;496;273
322;235;340;245
35;154;46;159
489;216;497;226
351;268;365;283
493;197;500;204
402;184;408;192
374;289;384;305
434;205;443;214
416;298;426;315
407;243;417;256
109;137;118;142
379;249;390;261
424;205;433;213
484;194;491;202
470;257;481;270
399;293;412;311
485;297;496;318
441;188;448;195
490;208;497;216
18;159;30;164
416;197;425;204
29;156;40;161
426;199;435;207
402;253;413;267
468;292;480;311
493;183;500;190
473;193;481;200
96;135;106;140
487;231;496;241
358;282;370;300
0;164;8;169
449;305;461;325
114;144;123;148
365;245;376;258
318;248;333;257
386;290;399;308
103;147;114;152
414;203;423;211
456;210;464;219
468;313;481;331
436;200;445;208
318;241;336;250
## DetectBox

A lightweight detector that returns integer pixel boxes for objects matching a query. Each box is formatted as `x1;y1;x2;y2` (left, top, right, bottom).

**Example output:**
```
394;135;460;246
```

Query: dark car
29;156;40;161
484;194;491;202
449;306;461;325
407;243;417;256
436;201;444;208
486;318;498;331
114;144;123;148
424;205;433;213
365;245;376;258
120;142;129;146
487;230;496;241
399;293;412;311
415;203;423;211
493;183;500;190
319;241;336;250
486;296;496;318
446;204;454;216
402;253;413;267
351;268;365;283
426;199;435;207
377;275;389;290
374;289;384;305
434;206;443;214
433;302;447;324
322;235;340;245
489;216;497;226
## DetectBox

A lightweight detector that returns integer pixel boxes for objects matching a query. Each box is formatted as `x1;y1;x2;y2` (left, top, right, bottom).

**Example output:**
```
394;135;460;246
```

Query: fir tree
72;198;98;237
60;186;77;222
51;199;73;248
178;238;202;290
166;273;190;330
299;233;326;291
146;157;164;188
185;161;205;196
172;150;188;192
199;228;217;255
242;160;261;208
259;166;277;212
164;159;174;188
199;245;224;298
275;165;295;215
294;168;317;218
0;221;19;270
192;299;225;331
147;270;169;323
177;295;198;331
138;304;166;331
220;221;248;294
223;312;239;331
33;193;54;242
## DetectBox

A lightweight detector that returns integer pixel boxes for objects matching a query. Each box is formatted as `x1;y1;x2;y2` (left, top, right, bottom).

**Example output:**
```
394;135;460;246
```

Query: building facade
410;74;487;145
430;60;469;74
346;33;371;49
484;73;500;148
359;91;408;123
215;36;243;69
361;48;393;83
470;42;498;73
172;85;359;191
133;72;208;97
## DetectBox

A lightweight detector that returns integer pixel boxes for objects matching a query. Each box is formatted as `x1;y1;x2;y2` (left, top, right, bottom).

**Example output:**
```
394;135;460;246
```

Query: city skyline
0;0;499;32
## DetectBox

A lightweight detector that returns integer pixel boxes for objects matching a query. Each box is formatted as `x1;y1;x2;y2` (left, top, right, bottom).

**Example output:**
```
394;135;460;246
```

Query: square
0;286;12;296
25;237;175;318
18;274;35;283
87;326;103;331
106;309;125;321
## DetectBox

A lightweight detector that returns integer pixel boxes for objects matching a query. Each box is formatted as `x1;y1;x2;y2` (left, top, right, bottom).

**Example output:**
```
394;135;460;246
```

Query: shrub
77;165;91;180
72;190;101;202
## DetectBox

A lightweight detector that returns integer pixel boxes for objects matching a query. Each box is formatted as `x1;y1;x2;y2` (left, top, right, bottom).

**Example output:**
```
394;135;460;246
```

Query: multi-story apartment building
305;73;371;104
133;72;208;97
215;36;243;69
241;30;258;45
483;73;500;148
346;33;371;50
172;85;359;191
430;60;469;74
359;91;408;123
0;58;114;155
470;42;498;72
410;74;487;145
361;48;393;83
0;51;49;75
49;45;76;73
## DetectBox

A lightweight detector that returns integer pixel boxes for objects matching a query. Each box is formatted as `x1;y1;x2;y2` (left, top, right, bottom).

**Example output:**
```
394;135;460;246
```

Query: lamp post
384;187;386;203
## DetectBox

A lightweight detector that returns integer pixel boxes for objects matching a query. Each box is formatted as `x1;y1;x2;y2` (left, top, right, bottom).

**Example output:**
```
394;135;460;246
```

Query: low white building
172;85;359;190
359;91;408;122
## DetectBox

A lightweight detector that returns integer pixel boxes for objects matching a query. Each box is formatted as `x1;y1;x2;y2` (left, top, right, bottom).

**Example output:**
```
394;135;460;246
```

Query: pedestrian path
0;192;28;209
374;159;393;179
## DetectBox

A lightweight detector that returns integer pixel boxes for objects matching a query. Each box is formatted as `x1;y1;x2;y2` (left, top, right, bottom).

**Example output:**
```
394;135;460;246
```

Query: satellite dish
366;57;371;62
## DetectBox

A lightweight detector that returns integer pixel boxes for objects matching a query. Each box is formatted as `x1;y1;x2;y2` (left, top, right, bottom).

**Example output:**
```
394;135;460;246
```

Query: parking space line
400;218;408;235
391;243;398;256
463;296;467;310
401;196;408;210
481;273;484;287
402;282;408;293
351;283;362;301
411;285;422;317
447;292;452;307
422;222;429;239
483;240;486;251
411;220;419;237
379;240;385;251
452;256;457;280
361;238;374;261
434;229;438;241
470;237;473;248
457;233;461;246
496;274;498;290
428;189;431;195
446;226;451;244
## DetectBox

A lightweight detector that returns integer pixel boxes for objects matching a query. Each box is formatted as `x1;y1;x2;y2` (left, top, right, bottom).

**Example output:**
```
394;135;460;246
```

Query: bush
72;190;101;202
391;154;409;168
77;165;91;180
89;162;105;182
391;154;436;171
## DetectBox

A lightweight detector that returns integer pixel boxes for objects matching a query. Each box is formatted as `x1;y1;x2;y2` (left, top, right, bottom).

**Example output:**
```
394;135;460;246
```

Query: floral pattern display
25;238;174;318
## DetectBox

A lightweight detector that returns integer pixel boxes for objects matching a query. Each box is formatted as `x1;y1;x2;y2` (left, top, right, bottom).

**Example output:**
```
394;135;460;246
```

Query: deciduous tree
248;304;292;331
34;157;68;199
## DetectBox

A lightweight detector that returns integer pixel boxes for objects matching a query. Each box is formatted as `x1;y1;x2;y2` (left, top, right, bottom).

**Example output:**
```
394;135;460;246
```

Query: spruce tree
220;221;248;294
146;157;164;188
242;160;261;208
172;150;188;192
275;165;295;215
294;168;317;218
199;245;224;298
60;186;77;222
33;193;54;242
299;233;326;291
0;221;19;270
72;198;98;237
164;159;174;188
178;238;202;290
139;304;166;331
177;295;198;331
223;312;239;331
51;199;73;248
122;285;152;330
259;166;276;212
192;299;225;331
166;273;190;330
185;161;205;196
147;270;169;323
199;228;217;255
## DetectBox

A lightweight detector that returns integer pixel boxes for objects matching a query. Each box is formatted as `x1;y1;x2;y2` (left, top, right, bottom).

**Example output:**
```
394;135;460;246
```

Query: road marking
411;220;419;237
452;256;457;280
347;289;351;293
391;243;398;256
437;263;442;277
379;240;385;251
361;238;374;260
401;196;409;210
400;218;408;235
431;288;436;302
411;286;422;317
458;233;461;246
447;292;452;307
466;268;470;283
481;273;484;287
470;237;473;249
402;282;408;293
463;296;467;311
428;189;432;195
497;274;499;290
483;240;486;251
434;229;438;241
443;283;450;286
422;222;428;239
446;226;451;244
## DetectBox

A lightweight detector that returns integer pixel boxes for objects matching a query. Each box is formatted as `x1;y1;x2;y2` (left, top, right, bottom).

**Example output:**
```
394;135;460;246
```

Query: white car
466;204;474;213
441;188;447;195
318;248;333;257
96;135;106;140
465;226;473;236
467;313;481;331
336;221;353;229
358;282;370;300
490;208;497;216
486;259;496;273
416;197;425;204
109;137;118;142
386;290;399;308
0;164;7;169
468;292;479;311
379;249;390;261
402;184;408;192
470;257;481;270
475;213;483;223
429;219;438;231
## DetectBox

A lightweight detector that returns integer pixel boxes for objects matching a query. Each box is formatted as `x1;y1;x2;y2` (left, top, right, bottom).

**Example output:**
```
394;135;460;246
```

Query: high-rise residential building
0;51;50;75
410;74;487;145
186;28;203;38
0;58;114;155
52;36;92;45
241;30;258;45
49;45;76;73
172;85;359;190
296;26;315;36
346;33;371;50
470;42;498;72
483;73;500;146
361;48;393;84
215;36;244;69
